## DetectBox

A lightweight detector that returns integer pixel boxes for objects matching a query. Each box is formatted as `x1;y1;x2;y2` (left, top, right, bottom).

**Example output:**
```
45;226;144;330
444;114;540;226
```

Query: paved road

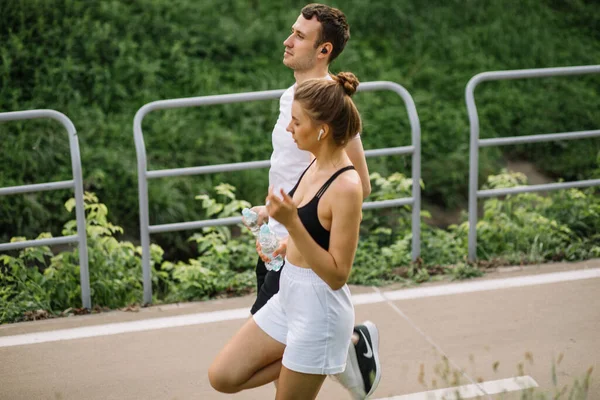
1;259;599;400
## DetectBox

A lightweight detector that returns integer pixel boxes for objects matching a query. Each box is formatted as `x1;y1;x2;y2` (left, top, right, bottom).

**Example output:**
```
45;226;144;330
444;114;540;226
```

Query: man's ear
319;43;333;58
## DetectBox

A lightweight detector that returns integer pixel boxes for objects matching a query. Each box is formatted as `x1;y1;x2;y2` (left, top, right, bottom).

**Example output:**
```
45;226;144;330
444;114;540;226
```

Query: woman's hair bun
334;72;359;96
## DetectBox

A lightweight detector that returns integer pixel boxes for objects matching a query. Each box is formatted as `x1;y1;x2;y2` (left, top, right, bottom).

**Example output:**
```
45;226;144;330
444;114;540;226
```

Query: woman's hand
272;235;288;258
265;186;298;227
256;239;269;262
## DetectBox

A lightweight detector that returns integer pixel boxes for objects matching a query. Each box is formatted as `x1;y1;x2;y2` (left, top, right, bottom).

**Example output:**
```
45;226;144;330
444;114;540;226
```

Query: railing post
0;110;91;309
408;90;422;262
466;78;481;262
466;65;600;262
134;82;422;303
133;108;153;305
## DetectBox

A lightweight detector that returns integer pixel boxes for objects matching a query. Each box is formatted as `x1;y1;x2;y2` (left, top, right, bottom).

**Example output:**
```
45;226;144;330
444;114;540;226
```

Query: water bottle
257;224;284;272
241;208;260;236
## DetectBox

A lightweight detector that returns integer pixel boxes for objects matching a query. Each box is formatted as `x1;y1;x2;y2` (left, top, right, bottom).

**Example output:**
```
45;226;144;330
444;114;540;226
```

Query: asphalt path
1;259;598;400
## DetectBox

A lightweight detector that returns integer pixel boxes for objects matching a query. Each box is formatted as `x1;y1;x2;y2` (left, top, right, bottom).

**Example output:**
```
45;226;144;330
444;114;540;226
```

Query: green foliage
0;192;158;322
470;170;600;263
425;352;593;400
0;236;55;323
0;184;262;323
350;238;405;285
444;262;484;281
360;171;416;242
1;0;598;256
353;171;600;286
2;168;600;323
161;183;256;302
419;225;466;267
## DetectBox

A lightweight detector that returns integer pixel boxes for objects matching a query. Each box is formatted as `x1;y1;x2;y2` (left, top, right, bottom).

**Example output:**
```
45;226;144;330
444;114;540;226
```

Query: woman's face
287;100;318;150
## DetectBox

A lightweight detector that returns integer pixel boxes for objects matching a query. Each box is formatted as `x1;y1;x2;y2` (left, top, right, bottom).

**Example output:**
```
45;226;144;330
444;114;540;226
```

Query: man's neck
293;65;330;85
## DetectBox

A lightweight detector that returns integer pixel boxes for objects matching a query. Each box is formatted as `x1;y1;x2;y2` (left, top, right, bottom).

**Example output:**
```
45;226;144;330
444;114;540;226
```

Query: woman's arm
345;136;371;199
266;176;362;290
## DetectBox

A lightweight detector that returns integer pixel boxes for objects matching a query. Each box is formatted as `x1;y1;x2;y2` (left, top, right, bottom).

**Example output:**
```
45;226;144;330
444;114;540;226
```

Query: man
245;4;381;399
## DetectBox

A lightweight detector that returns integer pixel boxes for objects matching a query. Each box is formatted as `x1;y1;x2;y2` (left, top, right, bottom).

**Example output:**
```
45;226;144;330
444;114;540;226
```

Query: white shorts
253;258;355;375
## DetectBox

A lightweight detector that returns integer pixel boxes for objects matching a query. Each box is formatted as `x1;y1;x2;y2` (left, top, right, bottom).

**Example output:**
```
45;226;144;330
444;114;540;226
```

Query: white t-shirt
268;84;312;238
267;77;361;238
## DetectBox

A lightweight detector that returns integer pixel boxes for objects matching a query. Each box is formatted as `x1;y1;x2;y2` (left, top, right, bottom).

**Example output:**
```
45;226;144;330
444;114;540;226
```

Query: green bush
0;186;258;323
2;169;600;323
161;183;257;302
0;192;162;322
1;0;598;258
357;170;600;281
472;170;600;263
0;237;56;322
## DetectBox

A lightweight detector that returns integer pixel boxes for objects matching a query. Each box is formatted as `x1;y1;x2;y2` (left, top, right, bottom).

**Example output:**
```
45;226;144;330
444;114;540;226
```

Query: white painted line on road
361;267;600;303
1;268;599;348
374;375;538;400
0;308;249;348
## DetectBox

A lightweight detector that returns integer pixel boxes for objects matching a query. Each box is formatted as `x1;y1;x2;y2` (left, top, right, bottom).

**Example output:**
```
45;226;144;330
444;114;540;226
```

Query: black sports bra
288;159;355;250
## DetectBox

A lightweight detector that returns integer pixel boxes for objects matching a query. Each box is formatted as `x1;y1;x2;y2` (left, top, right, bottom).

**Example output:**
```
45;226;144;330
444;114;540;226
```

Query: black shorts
250;256;284;315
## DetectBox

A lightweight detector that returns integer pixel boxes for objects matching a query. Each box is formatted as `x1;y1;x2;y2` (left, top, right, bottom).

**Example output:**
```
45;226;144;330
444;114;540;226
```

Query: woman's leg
208;317;285;393
275;366;326;400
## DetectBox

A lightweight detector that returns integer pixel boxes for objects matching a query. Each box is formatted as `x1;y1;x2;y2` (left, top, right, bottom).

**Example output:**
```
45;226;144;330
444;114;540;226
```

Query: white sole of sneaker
363;320;382;398
338;343;367;399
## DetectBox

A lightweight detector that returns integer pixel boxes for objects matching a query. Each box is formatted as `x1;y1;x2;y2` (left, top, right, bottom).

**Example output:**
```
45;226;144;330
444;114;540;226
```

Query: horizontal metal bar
146;146;414;179
138;90;286;117
149;216;244;233
137;81;412;116
365;146;414;157
362;197;413;210
0;180;74;196
147;160;271;179
478;179;600;198
0;235;79;252
149;198;413;234
0;109;77;133
479;130;600;147
470;65;600;85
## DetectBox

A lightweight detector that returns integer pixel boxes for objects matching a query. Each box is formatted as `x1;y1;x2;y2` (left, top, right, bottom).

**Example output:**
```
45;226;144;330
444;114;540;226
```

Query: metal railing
466;65;600;261
134;81;421;304
0;110;91;309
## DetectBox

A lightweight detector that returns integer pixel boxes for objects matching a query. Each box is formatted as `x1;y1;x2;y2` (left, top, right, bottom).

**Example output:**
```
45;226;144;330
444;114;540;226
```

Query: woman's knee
208;362;241;394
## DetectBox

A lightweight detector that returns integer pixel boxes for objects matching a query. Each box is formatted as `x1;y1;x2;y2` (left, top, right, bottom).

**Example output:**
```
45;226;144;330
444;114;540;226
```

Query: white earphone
318;129;324;141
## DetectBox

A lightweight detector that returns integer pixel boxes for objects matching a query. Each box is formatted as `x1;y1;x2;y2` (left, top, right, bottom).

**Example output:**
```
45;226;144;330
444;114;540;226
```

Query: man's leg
333;321;381;399
251;259;283;315
255;256;268;296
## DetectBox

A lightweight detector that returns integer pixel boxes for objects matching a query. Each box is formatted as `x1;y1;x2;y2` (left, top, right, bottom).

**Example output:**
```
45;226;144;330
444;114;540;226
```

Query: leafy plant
0;192;165;323
2;170;600;323
161;183;257;301
1;0;598;257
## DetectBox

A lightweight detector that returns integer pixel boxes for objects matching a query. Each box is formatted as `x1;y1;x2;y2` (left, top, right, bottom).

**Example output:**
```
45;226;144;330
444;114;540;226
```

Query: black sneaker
353;321;381;398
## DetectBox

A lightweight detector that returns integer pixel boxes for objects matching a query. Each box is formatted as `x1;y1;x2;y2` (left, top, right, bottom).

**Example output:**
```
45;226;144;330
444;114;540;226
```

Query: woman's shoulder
329;168;363;200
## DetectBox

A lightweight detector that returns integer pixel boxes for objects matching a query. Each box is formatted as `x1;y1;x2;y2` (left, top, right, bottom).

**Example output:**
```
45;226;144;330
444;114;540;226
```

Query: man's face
282;14;322;71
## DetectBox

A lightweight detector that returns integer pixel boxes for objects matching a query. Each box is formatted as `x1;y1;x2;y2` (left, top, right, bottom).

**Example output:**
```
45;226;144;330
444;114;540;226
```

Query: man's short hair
301;3;350;64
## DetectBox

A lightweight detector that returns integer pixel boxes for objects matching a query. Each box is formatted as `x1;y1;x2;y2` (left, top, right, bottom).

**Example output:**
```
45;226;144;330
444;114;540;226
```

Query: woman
208;72;364;399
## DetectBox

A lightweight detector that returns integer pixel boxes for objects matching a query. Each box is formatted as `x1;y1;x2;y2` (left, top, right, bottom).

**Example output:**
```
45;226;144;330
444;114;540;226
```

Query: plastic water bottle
257;224;284;272
241;208;260;236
